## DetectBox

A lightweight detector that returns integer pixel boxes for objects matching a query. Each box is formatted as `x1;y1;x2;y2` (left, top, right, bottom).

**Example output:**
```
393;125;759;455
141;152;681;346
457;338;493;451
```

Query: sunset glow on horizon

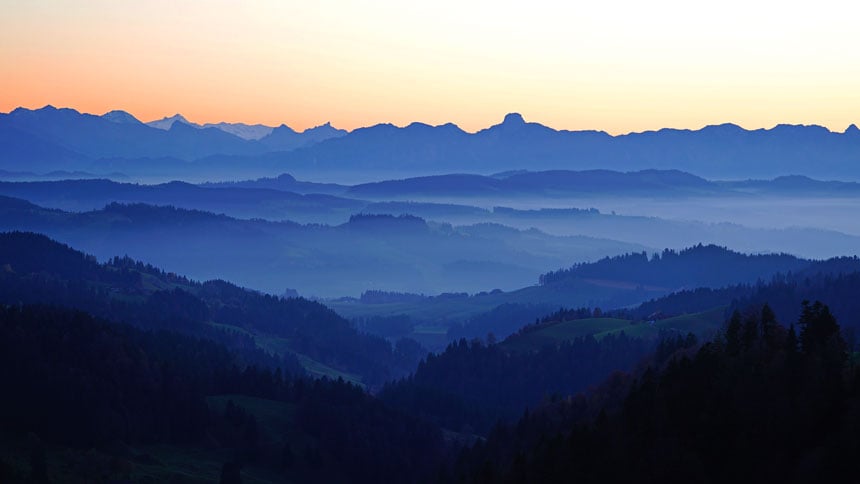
2;0;858;134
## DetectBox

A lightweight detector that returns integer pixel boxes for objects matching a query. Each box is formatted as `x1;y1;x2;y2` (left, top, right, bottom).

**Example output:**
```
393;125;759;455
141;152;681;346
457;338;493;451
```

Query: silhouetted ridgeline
540;244;810;288
345;169;721;198
359;290;428;304
345;213;429;232
0;178;364;223
4;106;860;178
0;231;424;386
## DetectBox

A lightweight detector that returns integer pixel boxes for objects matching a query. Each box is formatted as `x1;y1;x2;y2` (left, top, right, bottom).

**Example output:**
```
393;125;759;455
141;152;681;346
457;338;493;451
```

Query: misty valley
2;105;860;483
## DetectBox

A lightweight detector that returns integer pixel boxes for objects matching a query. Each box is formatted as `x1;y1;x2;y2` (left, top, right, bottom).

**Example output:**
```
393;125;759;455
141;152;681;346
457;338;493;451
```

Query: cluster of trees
381;332;671;434
0;305;447;483
0;305;224;446
200;279;404;385
630;266;860;338
507;306;608;340
346;213;428;232
359;290;427;304
451;301;859;482
539;244;808;288
0;231;422;385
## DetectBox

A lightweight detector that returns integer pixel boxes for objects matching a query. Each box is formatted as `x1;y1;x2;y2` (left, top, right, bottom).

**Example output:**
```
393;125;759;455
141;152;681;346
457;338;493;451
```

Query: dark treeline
359;289;428;304
0;231;422;385
0;305;446;483
631;266;860;340
380;332;691;435
451;301;859;482
447;303;556;341
728;272;860;344
539;244;810;288
1;304;248;447
346;213;429;232
509;307;608;339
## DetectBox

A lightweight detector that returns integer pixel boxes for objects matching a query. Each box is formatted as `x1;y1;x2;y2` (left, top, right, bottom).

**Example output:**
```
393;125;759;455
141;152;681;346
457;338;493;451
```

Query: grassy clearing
502;317;632;351
595;306;727;340
254;334;364;387
501;307;728;351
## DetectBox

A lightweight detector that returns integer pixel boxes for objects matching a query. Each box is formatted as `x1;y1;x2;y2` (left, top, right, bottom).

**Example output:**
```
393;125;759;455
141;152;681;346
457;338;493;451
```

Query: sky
1;0;858;134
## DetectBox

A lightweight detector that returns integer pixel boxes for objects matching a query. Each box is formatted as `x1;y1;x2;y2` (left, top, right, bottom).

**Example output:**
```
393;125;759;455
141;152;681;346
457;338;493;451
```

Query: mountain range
3;106;860;180
0;106;346;174
146;112;349;147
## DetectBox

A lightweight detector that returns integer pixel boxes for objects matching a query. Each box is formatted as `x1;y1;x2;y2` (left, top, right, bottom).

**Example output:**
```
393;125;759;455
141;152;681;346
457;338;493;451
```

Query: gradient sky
1;0;858;133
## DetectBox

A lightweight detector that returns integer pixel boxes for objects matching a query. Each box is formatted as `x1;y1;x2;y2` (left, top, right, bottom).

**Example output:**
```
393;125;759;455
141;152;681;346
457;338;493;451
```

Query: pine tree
785;324;799;356
742;312;759;352
725;310;743;355
760;303;778;349
799;301;841;357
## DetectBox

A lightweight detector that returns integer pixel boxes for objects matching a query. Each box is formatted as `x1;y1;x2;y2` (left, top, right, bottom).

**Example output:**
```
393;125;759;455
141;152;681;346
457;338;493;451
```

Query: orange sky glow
1;0;858;134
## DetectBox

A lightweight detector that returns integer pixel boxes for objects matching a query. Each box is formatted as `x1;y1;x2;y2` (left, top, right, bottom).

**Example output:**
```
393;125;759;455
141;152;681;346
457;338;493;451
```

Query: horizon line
4;103;859;137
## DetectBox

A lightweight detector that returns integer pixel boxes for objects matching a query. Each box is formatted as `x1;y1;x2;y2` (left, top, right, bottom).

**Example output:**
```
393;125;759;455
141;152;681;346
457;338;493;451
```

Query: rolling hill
0;197;646;297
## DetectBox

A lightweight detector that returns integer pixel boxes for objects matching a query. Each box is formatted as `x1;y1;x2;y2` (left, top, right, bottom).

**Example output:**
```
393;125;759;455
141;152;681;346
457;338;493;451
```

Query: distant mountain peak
304;122;346;134
274;124;298;134
8;105;81;117
200;122;274;140
703;122;744;132
846;124;860;135
161;114;189;123
168;120;194;130
102;110;142;125
147;114;196;130
502;112;526;126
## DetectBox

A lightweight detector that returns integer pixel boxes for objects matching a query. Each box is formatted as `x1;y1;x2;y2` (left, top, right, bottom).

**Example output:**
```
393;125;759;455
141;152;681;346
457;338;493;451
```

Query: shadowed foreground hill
380;259;860;442
0;231;423;386
0;305;445;483
452;301;859;483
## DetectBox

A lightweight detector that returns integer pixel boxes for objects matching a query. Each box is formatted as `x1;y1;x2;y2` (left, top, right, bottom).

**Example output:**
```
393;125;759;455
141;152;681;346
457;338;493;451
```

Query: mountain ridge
4;105;860;179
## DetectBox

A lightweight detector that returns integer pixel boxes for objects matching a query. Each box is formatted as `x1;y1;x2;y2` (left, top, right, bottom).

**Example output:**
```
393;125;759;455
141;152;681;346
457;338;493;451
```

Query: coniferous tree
760;303;778;349
725;310;743;355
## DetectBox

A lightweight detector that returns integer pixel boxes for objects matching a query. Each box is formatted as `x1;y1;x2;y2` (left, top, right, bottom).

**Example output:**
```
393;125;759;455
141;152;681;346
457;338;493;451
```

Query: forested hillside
452;301;859;482
0;231;423;386
540;244;810;288
0;305;445;483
